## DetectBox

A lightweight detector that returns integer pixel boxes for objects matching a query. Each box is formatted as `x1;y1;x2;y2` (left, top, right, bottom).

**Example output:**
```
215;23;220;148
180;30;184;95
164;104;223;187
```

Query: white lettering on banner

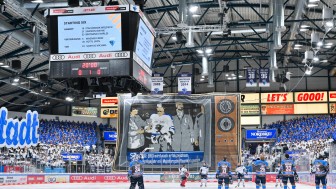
251;131;273;137
295;92;327;102
0;107;39;148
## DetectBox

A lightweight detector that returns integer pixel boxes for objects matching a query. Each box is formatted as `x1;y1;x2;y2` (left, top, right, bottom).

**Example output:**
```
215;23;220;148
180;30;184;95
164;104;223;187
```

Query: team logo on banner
246;68;257;87
178;73;192;95
259;68;270;87
151;73;163;95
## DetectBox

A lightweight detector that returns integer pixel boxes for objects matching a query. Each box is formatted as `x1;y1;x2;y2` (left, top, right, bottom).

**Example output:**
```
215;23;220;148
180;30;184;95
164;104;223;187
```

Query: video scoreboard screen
57;14;122;53
135;19;155;68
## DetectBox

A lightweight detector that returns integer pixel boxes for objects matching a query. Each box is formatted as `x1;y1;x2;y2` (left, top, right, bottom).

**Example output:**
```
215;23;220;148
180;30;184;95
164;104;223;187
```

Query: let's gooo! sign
0;107;39;148
295;92;327;102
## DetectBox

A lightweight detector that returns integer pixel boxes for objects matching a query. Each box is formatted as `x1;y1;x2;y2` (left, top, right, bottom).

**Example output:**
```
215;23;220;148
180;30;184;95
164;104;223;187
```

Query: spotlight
317;41;323;47
13;77;20;82
189;5;198;13
305;66;313;75
65;96;74;102
172;36;177;41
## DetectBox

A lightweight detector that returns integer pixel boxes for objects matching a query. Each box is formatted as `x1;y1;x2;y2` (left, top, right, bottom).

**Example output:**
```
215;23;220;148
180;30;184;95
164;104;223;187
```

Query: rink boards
0;172;335;189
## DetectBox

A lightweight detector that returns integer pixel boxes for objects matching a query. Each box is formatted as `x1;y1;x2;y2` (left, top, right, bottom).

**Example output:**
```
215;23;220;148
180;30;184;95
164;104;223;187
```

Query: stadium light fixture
13;77;19;82
172;36;177;41
65;96;74;102
189;5;198;13
205;48;212;54
307;3;318;7
317;41;323;47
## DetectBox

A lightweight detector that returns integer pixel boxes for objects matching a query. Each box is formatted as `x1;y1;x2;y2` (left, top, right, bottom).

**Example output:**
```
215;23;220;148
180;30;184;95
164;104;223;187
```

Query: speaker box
68;0;79;7
39;74;48;82
12;60;21;70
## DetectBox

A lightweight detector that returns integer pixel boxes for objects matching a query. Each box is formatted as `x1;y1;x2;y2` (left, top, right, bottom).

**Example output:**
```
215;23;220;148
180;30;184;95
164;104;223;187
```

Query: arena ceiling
0;0;335;112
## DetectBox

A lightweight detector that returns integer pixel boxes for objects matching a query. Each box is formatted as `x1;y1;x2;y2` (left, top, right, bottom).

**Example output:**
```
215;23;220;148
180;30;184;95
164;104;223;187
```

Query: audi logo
83;54;96;59
115;52;128;58
51;55;65;60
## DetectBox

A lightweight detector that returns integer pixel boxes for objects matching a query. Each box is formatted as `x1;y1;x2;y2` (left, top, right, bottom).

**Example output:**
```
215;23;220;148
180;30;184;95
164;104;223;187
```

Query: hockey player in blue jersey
312;155;329;189
216;157;232;189
280;154;298;189
253;155;268;189
128;154;145;189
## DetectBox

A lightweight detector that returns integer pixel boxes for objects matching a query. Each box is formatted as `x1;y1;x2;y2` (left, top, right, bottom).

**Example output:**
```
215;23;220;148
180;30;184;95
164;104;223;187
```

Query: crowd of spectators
0;119;115;173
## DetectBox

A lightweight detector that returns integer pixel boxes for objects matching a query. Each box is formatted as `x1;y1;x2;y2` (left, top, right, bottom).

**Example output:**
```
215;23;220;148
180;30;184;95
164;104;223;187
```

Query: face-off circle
217;99;235;114
217;117;235;132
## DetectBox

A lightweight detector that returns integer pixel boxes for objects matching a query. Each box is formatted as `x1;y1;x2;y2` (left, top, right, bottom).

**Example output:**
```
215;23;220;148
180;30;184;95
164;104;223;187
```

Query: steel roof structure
0;0;335;113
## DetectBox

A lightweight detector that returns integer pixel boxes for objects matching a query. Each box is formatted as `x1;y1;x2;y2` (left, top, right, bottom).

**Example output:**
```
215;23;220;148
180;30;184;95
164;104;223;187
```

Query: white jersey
200;166;209;175
149;114;175;135
236;166;247;175
180;167;188;176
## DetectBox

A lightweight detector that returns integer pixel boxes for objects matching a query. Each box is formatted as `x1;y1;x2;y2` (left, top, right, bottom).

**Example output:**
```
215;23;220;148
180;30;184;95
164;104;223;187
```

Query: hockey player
180;164;189;187
235;164;247;188
128;154;145;189
253;155;268;189
148;104;175;152
312;155;329;189
199;162;209;187
280;154;298;189
216;157;232;189
275;163;283;188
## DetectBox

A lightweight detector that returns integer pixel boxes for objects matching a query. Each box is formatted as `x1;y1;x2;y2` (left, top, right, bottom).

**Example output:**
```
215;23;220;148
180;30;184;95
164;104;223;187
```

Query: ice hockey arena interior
0;0;335;188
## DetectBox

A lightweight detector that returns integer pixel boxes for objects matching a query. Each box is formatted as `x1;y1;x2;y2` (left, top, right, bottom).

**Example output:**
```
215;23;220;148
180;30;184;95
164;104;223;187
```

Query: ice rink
0;182;316;189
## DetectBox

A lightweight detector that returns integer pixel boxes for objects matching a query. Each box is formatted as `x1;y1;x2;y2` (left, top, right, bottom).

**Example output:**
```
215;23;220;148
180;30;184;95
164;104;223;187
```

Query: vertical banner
259;68;270;87
178;73;192;95
151;73;163;95
246;68;257;87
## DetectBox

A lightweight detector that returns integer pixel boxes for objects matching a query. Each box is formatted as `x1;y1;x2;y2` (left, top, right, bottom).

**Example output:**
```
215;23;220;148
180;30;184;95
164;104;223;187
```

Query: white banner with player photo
178;73;192;95
116;95;213;169
151;73;163;95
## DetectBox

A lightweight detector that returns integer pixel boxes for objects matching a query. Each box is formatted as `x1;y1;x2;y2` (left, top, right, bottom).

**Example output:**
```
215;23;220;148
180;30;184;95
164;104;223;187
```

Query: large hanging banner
0;107;39;148
151;73;163;95
178;73;192;95
246;68;257;87
259;68;270;87
116;95;213;169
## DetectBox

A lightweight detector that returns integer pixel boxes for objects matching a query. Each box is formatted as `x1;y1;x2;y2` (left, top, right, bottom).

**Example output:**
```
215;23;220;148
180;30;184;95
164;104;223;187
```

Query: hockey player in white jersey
235;164;247;188
199;162;209;187
147;104;175;152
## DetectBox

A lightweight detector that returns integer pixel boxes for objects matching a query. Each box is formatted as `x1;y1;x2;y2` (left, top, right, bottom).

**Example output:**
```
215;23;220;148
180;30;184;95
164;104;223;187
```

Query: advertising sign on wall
329;91;336;102
61;153;83;161
295;92;327;102
241;93;259;104
104;131;117;142
71;106;98;117
100;107;118;118
294;103;328;114
101;97;118;107
330;103;336;114
241;104;260;115
261;93;293;103
261;104;294;115
45;175;69;183
246;129;277;140
0;175;27;184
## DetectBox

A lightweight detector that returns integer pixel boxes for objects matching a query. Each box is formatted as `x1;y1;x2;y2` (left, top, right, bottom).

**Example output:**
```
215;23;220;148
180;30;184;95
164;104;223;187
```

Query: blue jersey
280;159;296;176
128;160;145;177
253;160;268;177
216;160;231;178
313;160;329;177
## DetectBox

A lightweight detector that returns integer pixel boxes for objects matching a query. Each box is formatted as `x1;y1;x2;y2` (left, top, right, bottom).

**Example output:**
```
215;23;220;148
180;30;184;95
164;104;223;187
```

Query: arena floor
0;182;316;189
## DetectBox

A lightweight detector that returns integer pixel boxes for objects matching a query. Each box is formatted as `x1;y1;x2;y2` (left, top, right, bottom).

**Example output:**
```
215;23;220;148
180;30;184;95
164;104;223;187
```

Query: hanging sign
246;68;257;87
151;73;163;95
178;73;192;95
259;68;270;87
